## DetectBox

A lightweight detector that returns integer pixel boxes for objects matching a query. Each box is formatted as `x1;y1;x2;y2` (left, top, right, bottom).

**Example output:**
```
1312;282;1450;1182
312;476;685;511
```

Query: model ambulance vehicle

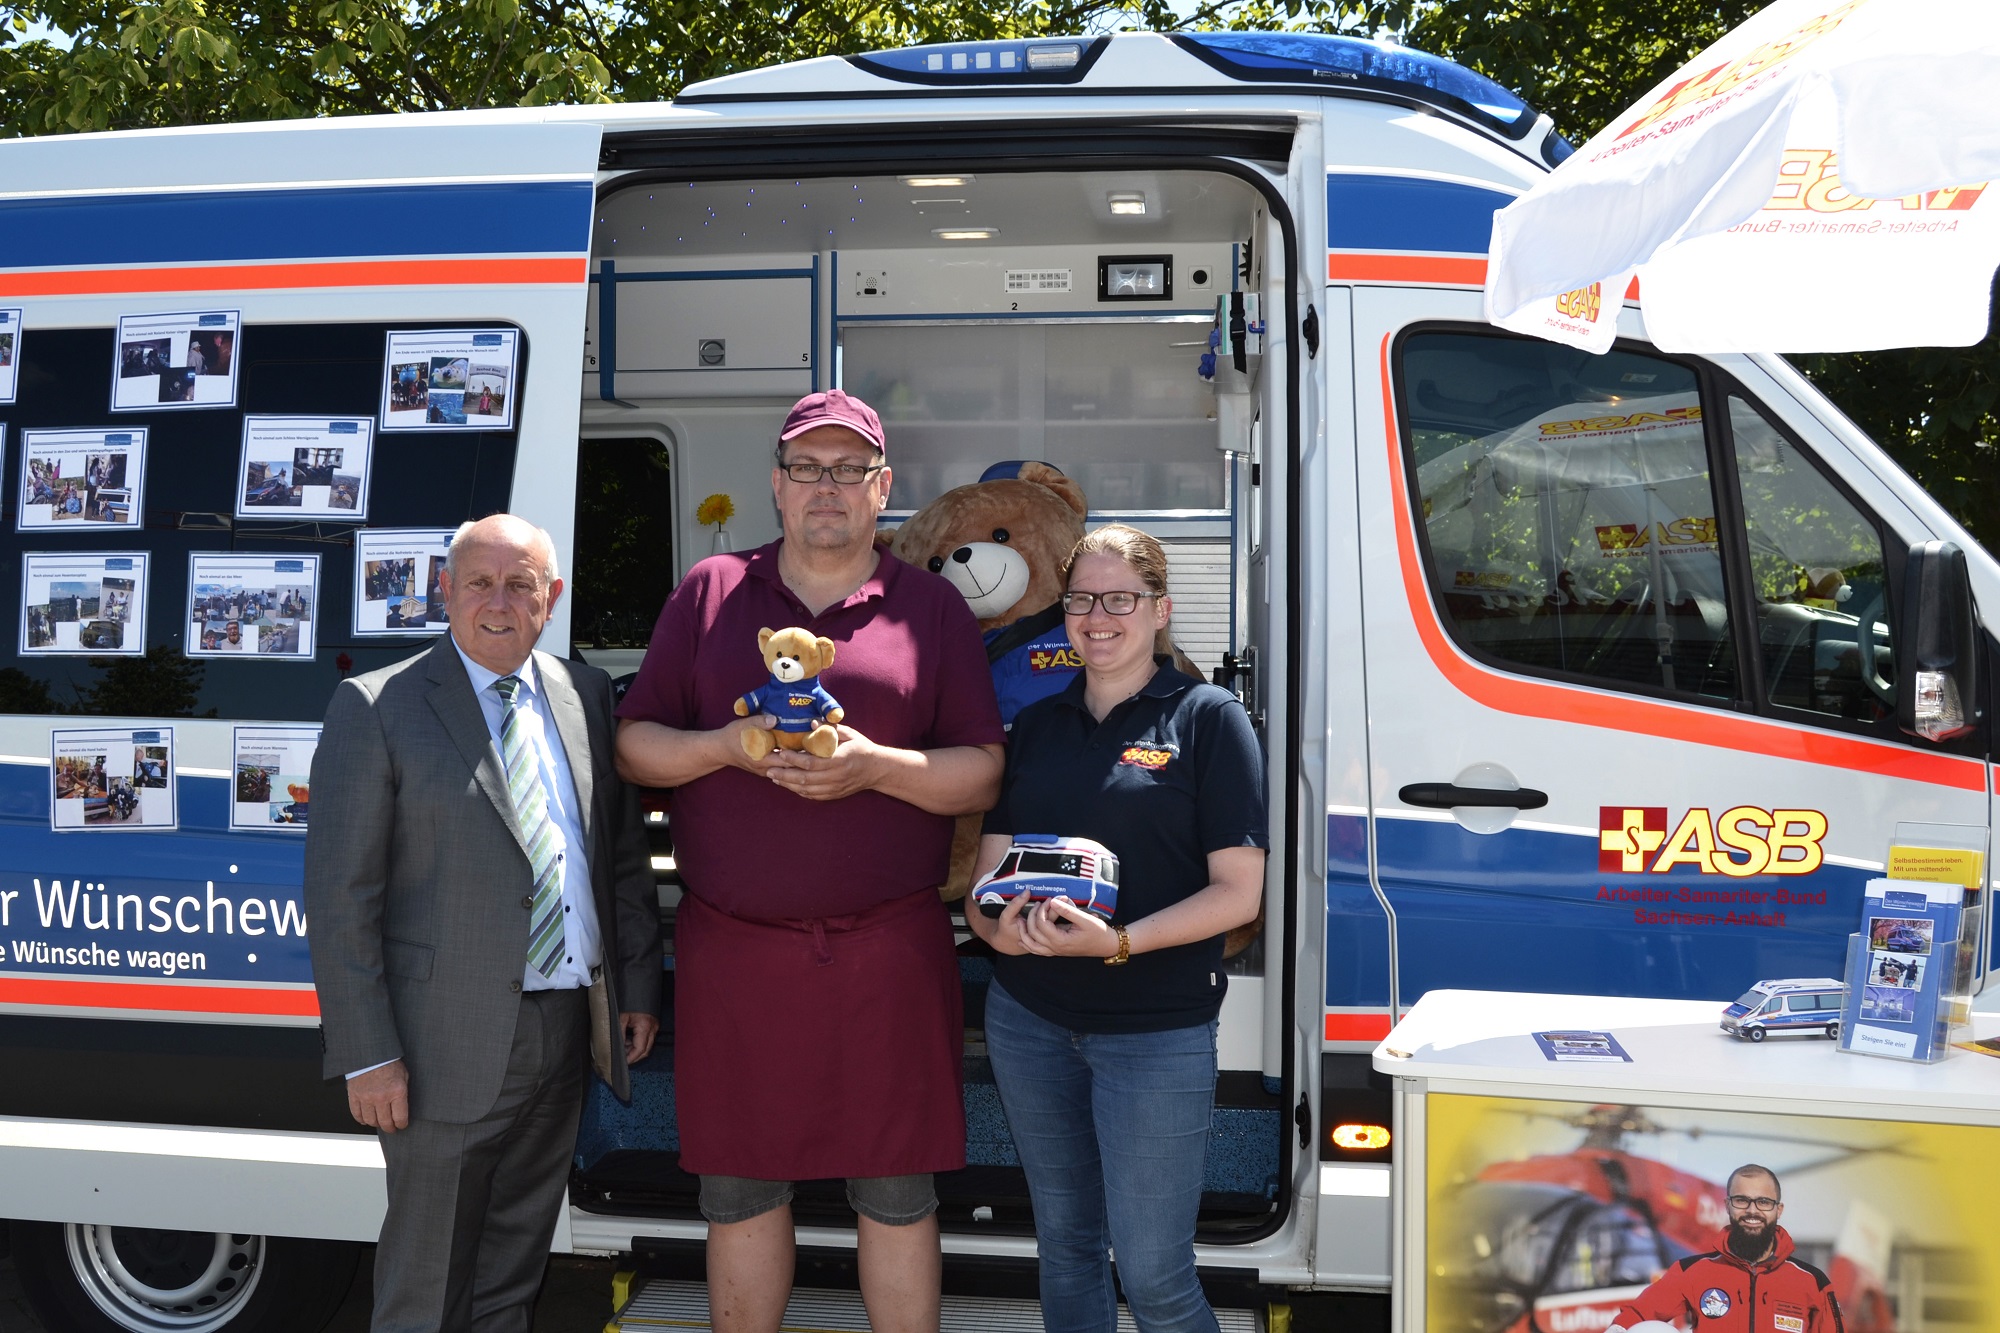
973;834;1121;919
0;26;1993;1333
1721;978;1847;1042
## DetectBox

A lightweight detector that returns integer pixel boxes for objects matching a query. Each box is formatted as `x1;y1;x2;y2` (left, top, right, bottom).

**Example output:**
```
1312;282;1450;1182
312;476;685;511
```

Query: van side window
1397;331;1738;702
1728;397;1894;725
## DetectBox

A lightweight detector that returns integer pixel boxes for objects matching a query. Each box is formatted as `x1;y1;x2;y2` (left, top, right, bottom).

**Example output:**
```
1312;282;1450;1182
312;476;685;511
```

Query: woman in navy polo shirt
967;524;1267;1333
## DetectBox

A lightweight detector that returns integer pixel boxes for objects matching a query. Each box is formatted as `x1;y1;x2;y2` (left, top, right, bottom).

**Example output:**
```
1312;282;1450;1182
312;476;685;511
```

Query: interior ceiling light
1107;191;1148;216
933;226;998;241
902;174;974;188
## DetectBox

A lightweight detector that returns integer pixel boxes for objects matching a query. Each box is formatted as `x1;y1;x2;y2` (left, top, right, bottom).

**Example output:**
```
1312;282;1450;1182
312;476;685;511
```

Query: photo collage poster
353;528;451;636
381;329;519;431
18;427;147;531
0;307;19;404
21;552;148;656
50;726;176;830
236;416;373;520
231;726;319;831
187;553;319;659
112;310;241;411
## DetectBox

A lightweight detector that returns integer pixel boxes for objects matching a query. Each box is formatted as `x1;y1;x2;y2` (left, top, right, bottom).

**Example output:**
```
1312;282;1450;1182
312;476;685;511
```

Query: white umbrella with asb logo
1484;0;2000;354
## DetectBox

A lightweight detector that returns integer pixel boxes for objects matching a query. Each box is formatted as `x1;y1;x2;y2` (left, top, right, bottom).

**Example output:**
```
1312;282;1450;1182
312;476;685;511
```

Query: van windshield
1734;990;1768;1009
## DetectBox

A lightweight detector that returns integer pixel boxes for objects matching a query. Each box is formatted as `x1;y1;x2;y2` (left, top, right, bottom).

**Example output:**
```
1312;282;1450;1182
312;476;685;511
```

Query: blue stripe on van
1325;813;1871;1008
0;181;593;268
1326;174;1514;255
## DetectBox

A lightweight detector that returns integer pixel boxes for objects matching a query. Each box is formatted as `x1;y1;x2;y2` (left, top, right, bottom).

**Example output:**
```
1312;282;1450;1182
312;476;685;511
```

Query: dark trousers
371;987;588;1333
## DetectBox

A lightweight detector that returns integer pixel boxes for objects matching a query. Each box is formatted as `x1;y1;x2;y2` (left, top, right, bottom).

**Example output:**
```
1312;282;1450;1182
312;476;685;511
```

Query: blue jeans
984;980;1220;1333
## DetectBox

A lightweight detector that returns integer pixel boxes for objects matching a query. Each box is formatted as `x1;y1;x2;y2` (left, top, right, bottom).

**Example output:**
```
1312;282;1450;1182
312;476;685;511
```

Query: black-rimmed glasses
779;462;885;485
1726;1195;1781;1211
1062;590;1165;616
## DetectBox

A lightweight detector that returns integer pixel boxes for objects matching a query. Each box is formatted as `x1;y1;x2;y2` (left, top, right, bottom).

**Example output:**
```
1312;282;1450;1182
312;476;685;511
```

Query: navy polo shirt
983;659;1268;1033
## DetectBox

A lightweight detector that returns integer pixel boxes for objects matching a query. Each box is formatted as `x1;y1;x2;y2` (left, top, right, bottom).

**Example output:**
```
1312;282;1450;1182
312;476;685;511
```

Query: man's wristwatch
1103;927;1132;966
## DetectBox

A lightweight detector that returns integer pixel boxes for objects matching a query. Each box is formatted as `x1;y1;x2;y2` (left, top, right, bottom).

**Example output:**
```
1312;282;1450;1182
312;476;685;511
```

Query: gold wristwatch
1104;927;1132;966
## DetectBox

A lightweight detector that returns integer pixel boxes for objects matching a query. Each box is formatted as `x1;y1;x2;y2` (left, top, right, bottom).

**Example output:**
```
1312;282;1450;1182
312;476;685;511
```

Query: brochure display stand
1837;824;1985;1063
1374;991;2000;1333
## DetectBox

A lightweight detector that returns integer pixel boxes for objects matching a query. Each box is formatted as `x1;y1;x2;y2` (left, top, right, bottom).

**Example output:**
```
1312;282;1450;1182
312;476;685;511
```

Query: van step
606;1278;1266;1333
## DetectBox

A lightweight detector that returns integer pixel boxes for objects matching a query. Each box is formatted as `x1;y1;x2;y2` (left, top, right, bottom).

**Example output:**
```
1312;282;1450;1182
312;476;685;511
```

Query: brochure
17;428;147;530
186;554;319;659
1839;877;1965;1062
230;726;319;831
111;310;240;410
0;307;19;403
381;329;518;431
236;417;372;520
50;726;176;830
20;552;148;656
1533;1030;1631;1062
353;528;452;636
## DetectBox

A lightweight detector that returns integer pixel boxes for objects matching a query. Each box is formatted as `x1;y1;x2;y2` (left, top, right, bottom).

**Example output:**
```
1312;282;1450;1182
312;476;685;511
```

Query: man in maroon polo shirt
615;389;1004;1333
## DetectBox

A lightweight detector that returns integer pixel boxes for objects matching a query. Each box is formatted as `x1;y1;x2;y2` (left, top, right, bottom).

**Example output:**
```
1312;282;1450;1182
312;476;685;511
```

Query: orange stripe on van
0;977;320;1017
1325;1011;1394;1042
0;256;586;298
1376;333;1985;791
1329;253;1487;285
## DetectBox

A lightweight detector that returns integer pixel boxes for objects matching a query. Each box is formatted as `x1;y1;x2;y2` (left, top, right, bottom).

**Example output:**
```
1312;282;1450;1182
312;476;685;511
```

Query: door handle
1398;783;1548;810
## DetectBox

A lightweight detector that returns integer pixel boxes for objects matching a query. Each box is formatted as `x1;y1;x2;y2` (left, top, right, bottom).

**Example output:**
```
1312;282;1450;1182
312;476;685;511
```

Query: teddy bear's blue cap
978;460;1068;484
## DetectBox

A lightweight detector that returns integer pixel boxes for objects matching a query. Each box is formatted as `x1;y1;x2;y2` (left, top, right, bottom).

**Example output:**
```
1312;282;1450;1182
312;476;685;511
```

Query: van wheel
7;1220;358;1333
1746;1026;1766;1043
1825;1020;1840;1040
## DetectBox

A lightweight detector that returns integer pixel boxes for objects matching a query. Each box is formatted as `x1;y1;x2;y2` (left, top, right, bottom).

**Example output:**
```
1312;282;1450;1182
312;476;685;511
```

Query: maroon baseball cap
779;389;886;455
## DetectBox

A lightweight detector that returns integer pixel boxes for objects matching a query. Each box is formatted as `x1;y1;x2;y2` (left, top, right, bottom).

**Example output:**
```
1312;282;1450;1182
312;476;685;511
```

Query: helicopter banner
1426;1094;1992;1333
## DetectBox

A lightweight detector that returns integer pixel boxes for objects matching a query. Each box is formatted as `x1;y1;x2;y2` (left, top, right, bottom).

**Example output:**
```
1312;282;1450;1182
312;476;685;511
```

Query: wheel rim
64;1225;265;1332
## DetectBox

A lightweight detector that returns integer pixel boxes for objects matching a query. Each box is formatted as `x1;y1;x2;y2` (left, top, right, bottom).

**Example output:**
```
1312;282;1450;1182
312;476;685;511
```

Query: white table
1370;990;2000;1333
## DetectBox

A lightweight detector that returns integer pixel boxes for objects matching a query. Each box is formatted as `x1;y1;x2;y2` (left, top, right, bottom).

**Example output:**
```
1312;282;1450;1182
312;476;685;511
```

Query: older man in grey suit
306;513;662;1333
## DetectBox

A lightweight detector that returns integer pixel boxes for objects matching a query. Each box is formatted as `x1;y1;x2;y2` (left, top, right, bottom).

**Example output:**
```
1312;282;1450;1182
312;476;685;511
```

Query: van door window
1728;397;1895;726
1398;331;1738;702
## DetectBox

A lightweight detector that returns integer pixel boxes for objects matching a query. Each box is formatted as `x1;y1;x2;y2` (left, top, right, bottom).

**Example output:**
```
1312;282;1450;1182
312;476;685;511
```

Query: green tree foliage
82;646;210;717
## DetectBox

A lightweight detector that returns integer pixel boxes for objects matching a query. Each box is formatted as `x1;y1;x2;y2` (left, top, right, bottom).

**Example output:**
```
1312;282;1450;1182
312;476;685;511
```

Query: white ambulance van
0;29;1991;1332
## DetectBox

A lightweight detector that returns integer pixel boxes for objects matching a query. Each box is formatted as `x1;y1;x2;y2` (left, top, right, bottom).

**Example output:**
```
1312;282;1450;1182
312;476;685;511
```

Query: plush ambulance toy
737;626;844;760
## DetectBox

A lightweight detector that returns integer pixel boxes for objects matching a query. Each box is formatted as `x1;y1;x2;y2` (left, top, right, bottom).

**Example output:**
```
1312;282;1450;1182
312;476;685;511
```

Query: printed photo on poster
20;552;148;656
1867;916;1933;955
380;329;518;431
51;726;176;830
1426;1093;1994;1333
353;528;452;636
111;310;240;410
231;726;319;831
0;308;20;404
187;554;318;659
235;417;373;520
18;428;146;530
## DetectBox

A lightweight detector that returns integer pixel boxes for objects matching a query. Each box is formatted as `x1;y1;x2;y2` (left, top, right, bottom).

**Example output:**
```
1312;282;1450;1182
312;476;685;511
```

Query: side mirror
1895;540;1981;742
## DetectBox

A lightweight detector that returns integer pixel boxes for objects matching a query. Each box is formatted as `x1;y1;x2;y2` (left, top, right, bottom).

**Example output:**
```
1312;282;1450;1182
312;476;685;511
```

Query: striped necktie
493;675;564;979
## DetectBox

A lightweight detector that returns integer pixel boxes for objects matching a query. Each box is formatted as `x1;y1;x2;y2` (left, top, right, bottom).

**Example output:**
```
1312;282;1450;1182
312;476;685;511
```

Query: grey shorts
697;1173;937;1227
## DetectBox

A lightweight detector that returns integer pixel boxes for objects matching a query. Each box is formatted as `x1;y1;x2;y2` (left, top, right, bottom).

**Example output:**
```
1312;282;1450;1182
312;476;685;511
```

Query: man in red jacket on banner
1605;1164;1844;1333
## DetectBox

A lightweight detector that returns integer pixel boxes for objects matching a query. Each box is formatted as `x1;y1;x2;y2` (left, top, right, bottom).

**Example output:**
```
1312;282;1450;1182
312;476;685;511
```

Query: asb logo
1119;745;1174;770
1540;405;1701;437
1554;283;1603;324
1599;806;1827;877
1029;647;1083;672
1768;149;1986;214
1613;1;1864;143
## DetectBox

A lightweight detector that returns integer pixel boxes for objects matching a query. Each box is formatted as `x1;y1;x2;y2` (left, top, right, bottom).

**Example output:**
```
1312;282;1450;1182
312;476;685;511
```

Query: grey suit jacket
304;637;662;1123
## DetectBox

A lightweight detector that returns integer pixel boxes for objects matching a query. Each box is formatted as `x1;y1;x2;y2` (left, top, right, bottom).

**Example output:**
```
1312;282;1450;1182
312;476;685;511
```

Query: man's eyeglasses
1726;1195;1781;1211
779;461;884;485
1062;590;1165;616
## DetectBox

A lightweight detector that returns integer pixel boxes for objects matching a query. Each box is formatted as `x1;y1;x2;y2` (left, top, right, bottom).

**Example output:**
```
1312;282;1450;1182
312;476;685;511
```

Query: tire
7;1220;359;1333
1826;1020;1841;1041
1746;1025;1767;1043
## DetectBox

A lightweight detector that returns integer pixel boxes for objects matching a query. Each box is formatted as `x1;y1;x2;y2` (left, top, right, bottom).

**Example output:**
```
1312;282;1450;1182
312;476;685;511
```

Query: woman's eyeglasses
1061;590;1165;616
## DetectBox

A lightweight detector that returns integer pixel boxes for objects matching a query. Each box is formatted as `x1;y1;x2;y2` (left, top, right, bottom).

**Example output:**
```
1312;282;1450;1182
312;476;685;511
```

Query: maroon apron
674;886;966;1180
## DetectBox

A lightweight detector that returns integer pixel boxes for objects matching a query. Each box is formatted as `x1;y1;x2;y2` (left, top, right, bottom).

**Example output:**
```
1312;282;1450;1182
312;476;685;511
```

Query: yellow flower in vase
697;492;736;553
